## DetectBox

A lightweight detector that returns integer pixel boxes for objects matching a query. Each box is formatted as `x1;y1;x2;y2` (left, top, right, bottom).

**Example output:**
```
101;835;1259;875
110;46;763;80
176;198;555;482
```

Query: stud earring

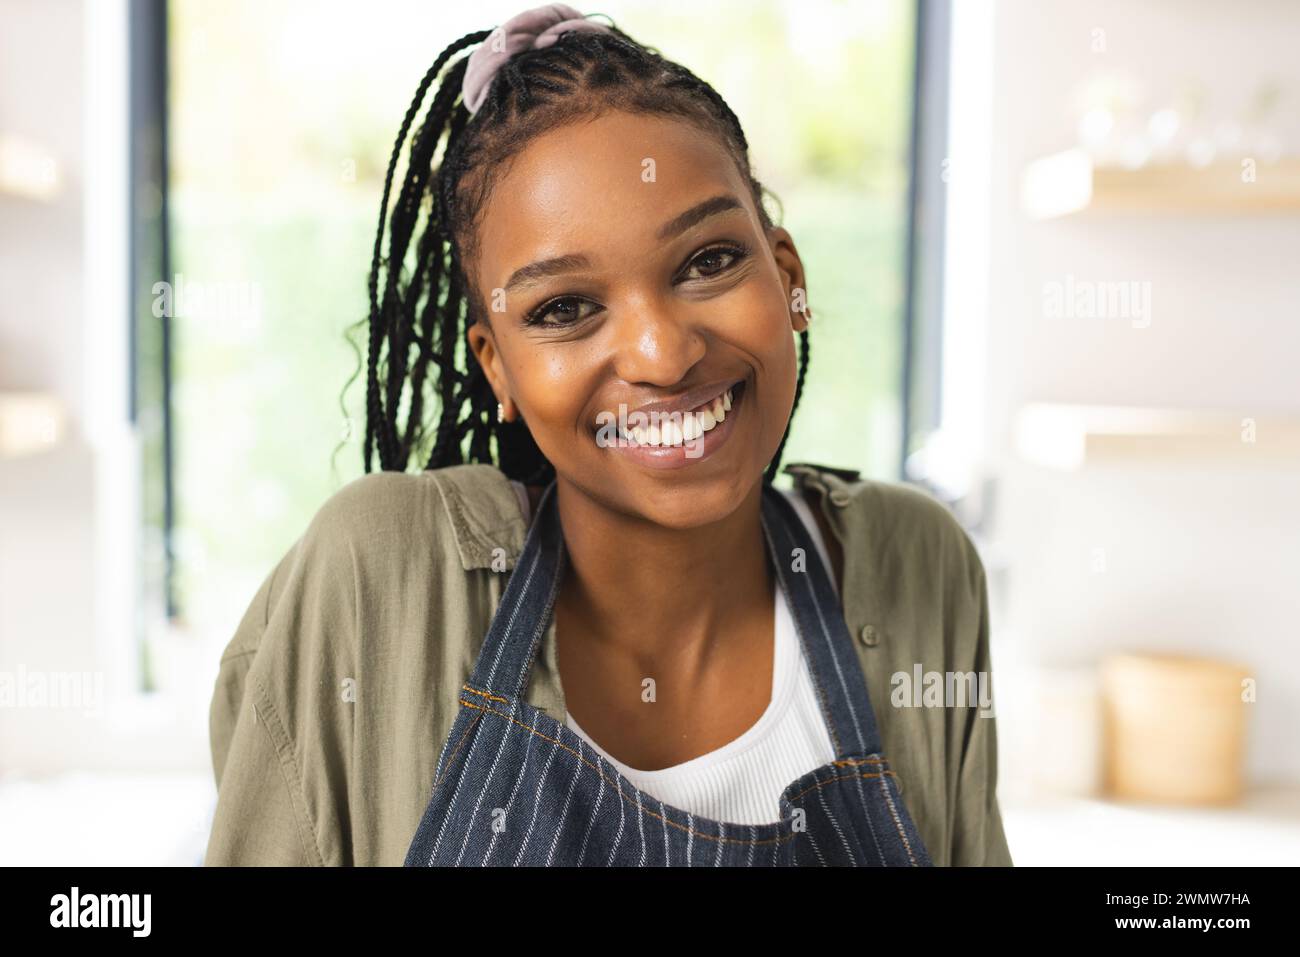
497;401;505;422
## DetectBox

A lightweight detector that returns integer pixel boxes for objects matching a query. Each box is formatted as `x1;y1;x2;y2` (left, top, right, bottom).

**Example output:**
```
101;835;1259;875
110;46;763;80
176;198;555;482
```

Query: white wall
1;0;203;775
975;0;1300;784
0;0;98;769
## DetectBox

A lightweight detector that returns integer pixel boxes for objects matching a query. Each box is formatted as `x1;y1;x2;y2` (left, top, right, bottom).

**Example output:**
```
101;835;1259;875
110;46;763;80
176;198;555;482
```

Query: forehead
476;110;751;286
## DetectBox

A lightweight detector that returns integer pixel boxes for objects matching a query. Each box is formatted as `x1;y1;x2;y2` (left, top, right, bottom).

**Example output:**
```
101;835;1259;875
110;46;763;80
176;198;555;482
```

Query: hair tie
461;3;612;116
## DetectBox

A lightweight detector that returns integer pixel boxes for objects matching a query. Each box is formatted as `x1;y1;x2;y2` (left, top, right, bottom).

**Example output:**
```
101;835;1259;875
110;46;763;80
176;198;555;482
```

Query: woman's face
467;109;809;529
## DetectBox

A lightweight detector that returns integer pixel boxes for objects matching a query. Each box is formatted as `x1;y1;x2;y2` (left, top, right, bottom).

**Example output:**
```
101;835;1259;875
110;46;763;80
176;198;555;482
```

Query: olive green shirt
203;461;1013;866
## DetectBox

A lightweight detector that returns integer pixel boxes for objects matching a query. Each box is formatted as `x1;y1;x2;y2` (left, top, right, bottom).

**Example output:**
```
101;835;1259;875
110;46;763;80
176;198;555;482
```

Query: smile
619;384;734;447
593;380;747;470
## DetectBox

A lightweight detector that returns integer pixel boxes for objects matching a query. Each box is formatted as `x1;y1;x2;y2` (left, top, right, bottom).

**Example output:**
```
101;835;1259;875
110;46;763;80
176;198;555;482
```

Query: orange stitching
431;709;484;794
792;766;925;868
456;699;796;848
874;772;920;865
461;683;508;704
831;757;887;768
452;698;915;862
788;771;894;803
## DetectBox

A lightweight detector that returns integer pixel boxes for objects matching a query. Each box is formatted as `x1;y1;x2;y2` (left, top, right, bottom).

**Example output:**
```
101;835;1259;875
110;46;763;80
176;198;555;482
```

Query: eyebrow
501;193;746;294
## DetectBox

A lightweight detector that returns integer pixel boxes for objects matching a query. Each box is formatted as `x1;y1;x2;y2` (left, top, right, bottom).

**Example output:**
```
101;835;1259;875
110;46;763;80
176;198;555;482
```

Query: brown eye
525;295;597;327
681;244;749;281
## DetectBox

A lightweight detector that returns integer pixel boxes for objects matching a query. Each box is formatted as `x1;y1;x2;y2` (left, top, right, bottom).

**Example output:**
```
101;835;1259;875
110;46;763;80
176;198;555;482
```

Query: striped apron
404;480;932;866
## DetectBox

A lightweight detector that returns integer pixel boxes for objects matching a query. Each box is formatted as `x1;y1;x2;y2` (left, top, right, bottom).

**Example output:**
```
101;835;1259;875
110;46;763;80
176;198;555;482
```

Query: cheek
503;346;593;450
751;294;800;420
717;277;791;351
719;284;797;390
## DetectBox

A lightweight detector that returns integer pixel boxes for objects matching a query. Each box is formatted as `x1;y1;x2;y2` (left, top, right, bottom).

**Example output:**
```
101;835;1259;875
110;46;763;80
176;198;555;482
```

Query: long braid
359;21;810;486
398;86;471;464
365;30;488;472
396;219;444;462
379;59;468;464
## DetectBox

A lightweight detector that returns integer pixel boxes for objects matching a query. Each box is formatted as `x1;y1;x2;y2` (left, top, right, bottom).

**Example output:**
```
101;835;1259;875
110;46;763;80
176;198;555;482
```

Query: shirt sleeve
949;539;1015;867
204;543;326;867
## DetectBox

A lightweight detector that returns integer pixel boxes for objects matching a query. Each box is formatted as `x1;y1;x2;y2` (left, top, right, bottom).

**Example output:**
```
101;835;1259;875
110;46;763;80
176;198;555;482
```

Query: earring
496;401;505;423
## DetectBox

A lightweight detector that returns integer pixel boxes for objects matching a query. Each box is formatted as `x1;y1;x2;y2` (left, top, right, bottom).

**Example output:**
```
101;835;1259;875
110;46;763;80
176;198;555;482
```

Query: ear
466;318;515;421
766;226;811;332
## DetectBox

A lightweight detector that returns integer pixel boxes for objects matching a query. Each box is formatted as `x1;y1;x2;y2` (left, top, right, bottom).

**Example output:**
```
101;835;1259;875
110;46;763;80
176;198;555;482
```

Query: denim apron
404;480;932;867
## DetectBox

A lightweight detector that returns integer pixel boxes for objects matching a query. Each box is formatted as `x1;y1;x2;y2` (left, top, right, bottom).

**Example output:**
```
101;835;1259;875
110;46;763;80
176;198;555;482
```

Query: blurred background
0;0;1296;865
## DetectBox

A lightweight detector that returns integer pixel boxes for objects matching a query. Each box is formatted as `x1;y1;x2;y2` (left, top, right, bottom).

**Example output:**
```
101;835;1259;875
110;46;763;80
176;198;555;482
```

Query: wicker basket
1101;653;1252;804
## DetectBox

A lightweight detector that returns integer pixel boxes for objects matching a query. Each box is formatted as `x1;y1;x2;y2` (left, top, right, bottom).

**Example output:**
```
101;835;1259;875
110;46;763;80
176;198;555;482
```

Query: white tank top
510;482;838;826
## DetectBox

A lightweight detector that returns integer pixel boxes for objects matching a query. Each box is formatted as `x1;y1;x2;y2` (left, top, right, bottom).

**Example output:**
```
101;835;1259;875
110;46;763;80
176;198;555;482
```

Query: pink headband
461;3;613;116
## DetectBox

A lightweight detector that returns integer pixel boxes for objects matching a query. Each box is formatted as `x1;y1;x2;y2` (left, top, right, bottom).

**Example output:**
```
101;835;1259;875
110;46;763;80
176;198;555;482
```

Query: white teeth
605;386;737;449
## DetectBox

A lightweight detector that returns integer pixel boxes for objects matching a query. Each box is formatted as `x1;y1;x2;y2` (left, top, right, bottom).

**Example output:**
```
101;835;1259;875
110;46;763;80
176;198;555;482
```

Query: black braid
356;20;811;486
364;31;487;471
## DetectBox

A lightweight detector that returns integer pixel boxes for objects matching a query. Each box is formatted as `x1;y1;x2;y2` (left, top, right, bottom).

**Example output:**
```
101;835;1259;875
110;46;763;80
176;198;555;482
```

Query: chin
625;466;759;530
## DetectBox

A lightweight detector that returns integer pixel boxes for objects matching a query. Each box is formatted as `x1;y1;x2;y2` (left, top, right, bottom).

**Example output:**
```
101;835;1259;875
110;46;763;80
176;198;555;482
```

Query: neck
552;478;772;662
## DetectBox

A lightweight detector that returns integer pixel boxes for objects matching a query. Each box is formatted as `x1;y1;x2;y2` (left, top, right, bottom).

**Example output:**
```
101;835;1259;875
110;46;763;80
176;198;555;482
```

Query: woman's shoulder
234;463;520;647
785;461;984;590
307;462;495;528
785;460;948;519
300;462;519;558
213;462;518;752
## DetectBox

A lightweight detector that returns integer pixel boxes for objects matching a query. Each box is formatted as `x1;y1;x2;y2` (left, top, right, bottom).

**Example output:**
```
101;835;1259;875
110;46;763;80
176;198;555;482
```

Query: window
149;0;931;662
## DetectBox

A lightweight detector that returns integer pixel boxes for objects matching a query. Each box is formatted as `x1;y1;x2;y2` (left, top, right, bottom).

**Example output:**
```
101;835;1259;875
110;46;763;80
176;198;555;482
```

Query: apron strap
465;479;566;701
760;485;885;757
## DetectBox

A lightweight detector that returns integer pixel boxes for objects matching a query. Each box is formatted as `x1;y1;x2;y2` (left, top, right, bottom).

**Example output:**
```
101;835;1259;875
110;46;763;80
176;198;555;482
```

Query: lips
619;379;738;421
590;379;743;434
593;379;747;470
591;379;744;448
620;384;736;447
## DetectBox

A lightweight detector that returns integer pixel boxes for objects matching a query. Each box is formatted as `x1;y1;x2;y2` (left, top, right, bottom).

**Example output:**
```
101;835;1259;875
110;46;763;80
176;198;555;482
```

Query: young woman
205;3;1012;867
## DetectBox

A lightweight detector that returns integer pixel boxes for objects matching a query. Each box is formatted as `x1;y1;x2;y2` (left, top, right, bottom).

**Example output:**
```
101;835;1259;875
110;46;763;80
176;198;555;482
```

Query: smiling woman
204;2;1012;868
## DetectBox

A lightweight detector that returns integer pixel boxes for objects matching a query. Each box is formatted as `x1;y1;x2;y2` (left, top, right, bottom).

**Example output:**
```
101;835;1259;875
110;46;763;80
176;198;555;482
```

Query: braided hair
357;19;811;486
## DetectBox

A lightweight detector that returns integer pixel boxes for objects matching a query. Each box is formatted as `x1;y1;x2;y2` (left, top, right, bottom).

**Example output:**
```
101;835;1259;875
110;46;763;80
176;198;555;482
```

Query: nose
607;293;707;387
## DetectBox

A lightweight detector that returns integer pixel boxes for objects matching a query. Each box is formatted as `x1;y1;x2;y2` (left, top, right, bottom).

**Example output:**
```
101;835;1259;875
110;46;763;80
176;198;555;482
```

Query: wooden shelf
1013;402;1300;469
1021;149;1300;219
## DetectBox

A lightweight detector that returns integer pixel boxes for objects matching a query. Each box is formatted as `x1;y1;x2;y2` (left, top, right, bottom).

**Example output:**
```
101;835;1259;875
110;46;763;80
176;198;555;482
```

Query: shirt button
829;489;851;507
858;624;879;647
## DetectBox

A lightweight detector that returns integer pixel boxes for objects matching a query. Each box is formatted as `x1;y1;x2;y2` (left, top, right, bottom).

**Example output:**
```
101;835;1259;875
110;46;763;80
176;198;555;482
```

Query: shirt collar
428;464;531;571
